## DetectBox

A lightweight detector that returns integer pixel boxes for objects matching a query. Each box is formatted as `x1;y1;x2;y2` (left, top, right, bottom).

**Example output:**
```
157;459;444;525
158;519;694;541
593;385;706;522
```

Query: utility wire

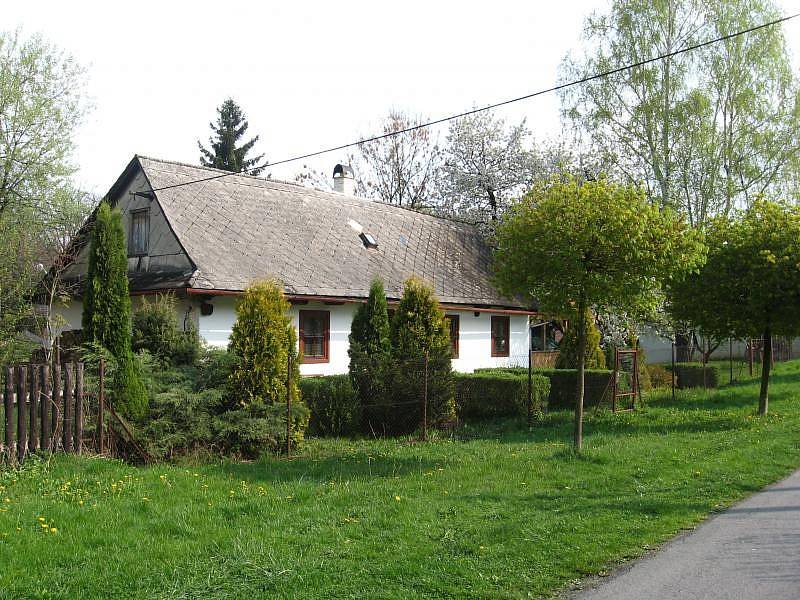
150;12;800;193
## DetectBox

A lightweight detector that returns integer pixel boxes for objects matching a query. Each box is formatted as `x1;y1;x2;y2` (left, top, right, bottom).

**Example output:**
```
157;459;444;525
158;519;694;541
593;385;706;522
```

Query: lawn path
570;468;800;600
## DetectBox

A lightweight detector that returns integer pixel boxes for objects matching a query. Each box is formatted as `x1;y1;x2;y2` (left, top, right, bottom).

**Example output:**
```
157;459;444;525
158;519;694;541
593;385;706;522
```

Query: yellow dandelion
141;497;150;502
50;528;57;534
394;495;401;502
37;516;45;522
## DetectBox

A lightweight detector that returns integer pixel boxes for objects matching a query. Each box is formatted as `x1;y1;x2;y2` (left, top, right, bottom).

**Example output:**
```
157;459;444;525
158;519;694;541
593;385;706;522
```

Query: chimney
333;163;355;195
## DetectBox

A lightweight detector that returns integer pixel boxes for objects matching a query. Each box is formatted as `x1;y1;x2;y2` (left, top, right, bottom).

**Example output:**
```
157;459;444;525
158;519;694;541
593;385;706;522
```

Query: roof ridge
137;154;481;230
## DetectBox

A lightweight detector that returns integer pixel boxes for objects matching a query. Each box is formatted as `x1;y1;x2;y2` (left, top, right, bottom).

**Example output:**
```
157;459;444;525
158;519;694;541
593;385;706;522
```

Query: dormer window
129;209;150;256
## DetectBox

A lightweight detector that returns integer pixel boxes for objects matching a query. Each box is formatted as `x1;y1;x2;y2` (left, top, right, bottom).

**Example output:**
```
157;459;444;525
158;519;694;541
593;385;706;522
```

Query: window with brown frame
491;315;510;357
445;314;459;358
299;310;330;363
128;208;150;256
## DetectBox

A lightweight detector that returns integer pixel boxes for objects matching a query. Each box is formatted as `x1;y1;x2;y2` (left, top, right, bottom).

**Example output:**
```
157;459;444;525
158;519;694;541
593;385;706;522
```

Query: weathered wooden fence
1;362;89;462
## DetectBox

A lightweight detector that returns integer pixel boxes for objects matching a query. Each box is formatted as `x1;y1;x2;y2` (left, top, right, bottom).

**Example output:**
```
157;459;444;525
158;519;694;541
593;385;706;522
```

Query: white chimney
333;163;356;195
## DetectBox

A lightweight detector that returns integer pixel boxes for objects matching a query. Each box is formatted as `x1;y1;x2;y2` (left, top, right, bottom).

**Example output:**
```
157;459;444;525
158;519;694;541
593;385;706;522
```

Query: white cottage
59;156;536;375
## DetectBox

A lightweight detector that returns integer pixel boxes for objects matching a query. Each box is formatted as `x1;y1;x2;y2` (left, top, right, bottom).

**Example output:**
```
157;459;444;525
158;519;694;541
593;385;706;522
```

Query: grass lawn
2;362;800;599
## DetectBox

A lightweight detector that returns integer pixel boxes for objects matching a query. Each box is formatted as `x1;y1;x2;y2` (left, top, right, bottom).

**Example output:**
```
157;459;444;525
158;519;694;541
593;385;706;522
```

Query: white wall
200;297;530;375
56;295;531;376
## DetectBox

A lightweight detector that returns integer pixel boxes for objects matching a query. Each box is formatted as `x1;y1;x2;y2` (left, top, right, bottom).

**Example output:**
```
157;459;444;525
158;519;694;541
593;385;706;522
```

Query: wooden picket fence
1;362;90;463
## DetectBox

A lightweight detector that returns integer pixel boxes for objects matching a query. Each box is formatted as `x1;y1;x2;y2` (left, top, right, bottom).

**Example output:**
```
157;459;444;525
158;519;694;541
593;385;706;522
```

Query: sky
4;0;800;194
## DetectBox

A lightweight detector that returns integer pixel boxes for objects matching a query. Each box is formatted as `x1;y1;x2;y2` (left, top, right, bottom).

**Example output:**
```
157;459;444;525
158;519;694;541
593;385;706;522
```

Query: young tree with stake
494;177;702;450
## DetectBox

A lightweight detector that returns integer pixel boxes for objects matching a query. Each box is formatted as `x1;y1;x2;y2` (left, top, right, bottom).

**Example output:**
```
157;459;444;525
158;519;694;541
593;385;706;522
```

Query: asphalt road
569;469;800;600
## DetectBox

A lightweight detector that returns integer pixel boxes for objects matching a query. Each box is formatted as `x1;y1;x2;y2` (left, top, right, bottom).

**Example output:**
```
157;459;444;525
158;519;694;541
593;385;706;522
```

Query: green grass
2;362;800;599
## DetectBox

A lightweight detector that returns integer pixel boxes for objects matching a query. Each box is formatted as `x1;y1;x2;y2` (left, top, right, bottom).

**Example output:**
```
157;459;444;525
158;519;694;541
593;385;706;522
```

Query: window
491;315;510;357
445;315;459;358
299;310;330;363
129;209;150;256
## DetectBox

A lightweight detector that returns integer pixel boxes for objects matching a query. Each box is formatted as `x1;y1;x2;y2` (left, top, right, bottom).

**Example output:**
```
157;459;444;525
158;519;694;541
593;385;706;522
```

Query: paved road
570;469;800;600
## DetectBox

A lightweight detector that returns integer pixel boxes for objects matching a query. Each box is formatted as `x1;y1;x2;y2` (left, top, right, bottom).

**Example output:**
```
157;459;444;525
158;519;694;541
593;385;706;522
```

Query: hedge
299;375;361;436
668;363;720;389
475;368;613;411
454;372;550;421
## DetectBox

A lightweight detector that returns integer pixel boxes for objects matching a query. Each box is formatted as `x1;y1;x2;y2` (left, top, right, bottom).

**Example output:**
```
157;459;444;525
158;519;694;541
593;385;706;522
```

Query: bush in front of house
300;375;361;437
555;309;606;370
669;363;720;389
534;368;613;410
82;201;147;420
390;277;456;433
454;372;550;421
228;280;301;408
647;364;673;389
348;278;392;433
132;293;200;366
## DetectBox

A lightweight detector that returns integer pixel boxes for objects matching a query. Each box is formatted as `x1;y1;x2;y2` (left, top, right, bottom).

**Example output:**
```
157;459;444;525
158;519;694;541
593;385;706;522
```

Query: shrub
670;363;720;389
300;375;361;437
228;280;300;409
534;369;613;410
647;364;673;389
194;347;239;392
390;277;456;433
454;372;550;421
349;278;392;433
132;294;200;366
212;402;309;458
556;309;606;369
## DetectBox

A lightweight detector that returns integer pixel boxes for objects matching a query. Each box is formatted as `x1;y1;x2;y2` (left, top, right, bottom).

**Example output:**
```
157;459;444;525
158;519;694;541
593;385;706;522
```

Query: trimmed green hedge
299;375;361;437
454;372;550;421
669;363;720;389
534;369;613;410
475;368;613;411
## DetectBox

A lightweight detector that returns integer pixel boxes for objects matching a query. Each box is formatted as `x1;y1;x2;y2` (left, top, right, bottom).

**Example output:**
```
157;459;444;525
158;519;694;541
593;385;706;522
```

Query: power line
151;12;800;193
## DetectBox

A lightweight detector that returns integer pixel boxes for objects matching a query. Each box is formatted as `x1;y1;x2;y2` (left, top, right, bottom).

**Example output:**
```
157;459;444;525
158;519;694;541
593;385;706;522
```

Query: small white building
59;156;536;375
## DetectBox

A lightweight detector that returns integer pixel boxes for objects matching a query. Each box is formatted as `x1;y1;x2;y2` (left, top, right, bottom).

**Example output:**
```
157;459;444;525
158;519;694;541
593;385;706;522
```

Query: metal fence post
422;352;429;442
527;350;533;427
671;342;676;402
98;358;105;454
286;352;292;458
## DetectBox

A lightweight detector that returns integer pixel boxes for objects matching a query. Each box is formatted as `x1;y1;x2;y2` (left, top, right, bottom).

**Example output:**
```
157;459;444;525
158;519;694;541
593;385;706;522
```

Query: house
58;156;536;375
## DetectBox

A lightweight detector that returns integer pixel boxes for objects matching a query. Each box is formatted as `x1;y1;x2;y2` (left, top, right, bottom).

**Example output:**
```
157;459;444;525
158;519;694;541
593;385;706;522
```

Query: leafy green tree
228;280;299;408
555;310;606;370
561;0;799;222
668;201;800;414
82;201;147;419
494;176;703;449
348;278;392;432
0;30;88;363
390;277;456;434
198;98;267;175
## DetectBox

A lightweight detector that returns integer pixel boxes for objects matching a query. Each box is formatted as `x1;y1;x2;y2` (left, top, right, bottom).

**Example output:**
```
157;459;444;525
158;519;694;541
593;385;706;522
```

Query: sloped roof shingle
136;156;527;309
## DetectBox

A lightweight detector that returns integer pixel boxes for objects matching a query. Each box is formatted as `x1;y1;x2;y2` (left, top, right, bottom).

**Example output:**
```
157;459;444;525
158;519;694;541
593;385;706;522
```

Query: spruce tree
348;278;392;433
198;98;267;175
82;201;147;420
555;309;606;370
390;277;456;433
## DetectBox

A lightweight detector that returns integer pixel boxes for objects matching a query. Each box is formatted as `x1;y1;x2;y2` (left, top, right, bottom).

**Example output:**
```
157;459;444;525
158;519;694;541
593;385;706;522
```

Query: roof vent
360;232;378;249
333;163;356;196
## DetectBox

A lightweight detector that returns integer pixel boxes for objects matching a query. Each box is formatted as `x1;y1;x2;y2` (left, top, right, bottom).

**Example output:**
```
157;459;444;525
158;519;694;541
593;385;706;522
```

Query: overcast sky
5;0;800;194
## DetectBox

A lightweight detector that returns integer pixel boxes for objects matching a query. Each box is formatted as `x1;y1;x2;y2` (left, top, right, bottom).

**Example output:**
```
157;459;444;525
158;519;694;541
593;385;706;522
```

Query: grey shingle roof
137;156;527;309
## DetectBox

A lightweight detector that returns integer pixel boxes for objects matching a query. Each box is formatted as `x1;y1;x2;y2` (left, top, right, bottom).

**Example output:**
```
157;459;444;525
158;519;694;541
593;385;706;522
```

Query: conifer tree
390;277;456;433
555;309;606;370
198;99;267;175
82;201;147;419
348;278;392;432
228;280;299;407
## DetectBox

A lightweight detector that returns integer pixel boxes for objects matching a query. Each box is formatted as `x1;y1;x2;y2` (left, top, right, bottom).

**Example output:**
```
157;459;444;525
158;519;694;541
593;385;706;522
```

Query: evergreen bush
348;278;392;433
555;309;606;370
454;372;550;421
669;363;720;389
81;201;147;420
132;294;200;366
389;277;456;434
300;375;361;437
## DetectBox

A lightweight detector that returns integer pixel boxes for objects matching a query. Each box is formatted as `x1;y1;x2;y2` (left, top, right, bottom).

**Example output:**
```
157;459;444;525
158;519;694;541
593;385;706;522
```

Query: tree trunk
758;328;772;415
574;299;587;451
